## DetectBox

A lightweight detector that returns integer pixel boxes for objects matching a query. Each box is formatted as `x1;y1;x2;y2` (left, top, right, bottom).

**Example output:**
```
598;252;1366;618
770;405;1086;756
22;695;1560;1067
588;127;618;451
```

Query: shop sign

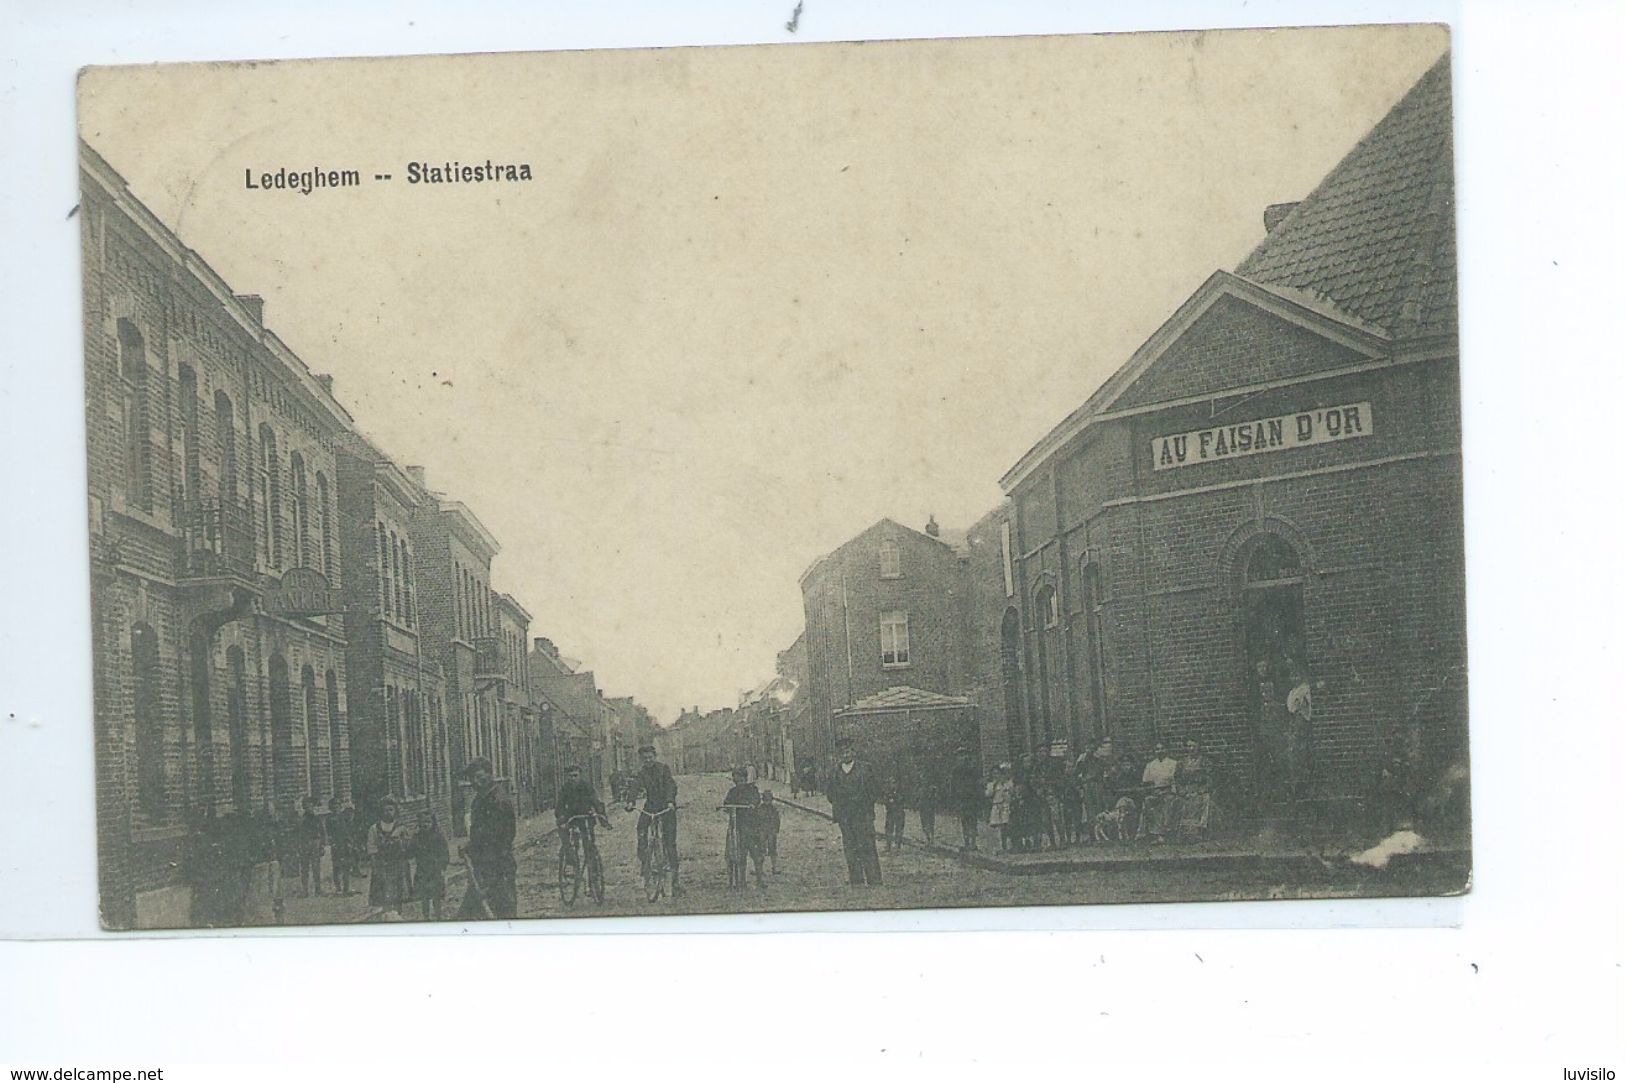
1152;402;1372;471
266;567;342;617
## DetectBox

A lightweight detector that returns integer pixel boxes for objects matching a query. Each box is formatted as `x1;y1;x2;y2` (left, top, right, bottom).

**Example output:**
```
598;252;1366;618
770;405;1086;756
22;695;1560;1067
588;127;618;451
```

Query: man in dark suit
458;756;517;919
825;738;882;885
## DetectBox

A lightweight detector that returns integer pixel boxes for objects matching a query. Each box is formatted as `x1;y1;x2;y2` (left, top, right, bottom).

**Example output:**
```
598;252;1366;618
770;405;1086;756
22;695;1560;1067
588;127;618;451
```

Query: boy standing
721;767;767;888
759;788;782;874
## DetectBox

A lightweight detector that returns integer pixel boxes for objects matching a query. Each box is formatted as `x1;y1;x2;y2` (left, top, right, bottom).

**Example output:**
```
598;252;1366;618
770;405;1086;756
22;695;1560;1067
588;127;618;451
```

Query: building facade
408;486;503;835
84;143;357;927
336;445;451;829
997;57;1464;814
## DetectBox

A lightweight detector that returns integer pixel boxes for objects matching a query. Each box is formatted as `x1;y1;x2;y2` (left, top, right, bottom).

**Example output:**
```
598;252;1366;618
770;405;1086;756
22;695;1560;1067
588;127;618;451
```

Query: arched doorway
1238;534;1308;808
226;647;249;811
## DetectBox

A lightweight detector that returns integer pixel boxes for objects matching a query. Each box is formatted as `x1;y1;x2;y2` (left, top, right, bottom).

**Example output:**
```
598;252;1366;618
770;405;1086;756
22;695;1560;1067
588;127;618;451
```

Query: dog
1092;797;1137;843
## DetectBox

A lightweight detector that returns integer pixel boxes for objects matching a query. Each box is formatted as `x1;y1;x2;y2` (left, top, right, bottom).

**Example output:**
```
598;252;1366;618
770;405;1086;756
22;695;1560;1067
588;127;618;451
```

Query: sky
77;25;1449;724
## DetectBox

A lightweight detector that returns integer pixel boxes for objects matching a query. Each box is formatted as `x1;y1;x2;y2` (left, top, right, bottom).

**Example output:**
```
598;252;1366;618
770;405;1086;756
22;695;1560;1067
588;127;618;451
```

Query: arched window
378;522;393;619
391;531;404;619
325;670;342;798
879;540;901;579
177;365;200;514
214;391;238;503
227;646;250;811
268;653;293;811
117;320;151;511
258;425;282;568
1244;535;1303;585
301;665;319;797
315;473;333;578
131;623;164;815
1036;582;1060;629
400;541;413;626
289;452;309;568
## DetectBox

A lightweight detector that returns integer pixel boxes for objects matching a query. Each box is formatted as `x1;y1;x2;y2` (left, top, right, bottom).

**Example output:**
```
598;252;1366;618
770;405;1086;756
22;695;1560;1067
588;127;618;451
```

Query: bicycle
634;804;677;902
719;803;757;889
557;814;606;907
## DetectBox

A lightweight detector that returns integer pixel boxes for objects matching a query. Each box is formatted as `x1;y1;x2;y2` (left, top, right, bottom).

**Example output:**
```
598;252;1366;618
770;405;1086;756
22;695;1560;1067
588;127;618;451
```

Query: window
289;453;309;567
379;523;394;618
880;610;911;667
117;320;151;512
214;392;238;503
325;670;342;797
400;541;413;626
301;665;319;796
258;426;282;568
879;540;901;579
1037;583;1060;629
268;653;293;811
178;365;200;513
315;473;333;578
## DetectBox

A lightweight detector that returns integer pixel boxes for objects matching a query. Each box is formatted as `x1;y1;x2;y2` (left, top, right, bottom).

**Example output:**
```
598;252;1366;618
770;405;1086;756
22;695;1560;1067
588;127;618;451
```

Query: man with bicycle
556;764;611;855
628;744;682;896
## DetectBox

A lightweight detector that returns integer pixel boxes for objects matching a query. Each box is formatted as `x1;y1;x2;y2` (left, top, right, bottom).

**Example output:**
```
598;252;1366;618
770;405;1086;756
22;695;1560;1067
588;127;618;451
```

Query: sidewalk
234;812;561;926
774;792;1469;882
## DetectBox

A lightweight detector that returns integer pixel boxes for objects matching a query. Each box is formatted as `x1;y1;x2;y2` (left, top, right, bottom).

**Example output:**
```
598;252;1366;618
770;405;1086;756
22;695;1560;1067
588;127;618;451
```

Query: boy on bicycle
721;767;767;888
556;765;610;857
630;745;682;896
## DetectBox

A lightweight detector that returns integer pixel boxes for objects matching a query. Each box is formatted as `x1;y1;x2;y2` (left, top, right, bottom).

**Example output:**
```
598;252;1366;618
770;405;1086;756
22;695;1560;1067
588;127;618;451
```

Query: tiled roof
1236;53;1455;340
836;686;973;715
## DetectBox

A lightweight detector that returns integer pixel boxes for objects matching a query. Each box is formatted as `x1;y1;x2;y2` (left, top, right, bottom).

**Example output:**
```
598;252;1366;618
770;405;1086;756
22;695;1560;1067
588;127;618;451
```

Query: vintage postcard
77;24;1468;930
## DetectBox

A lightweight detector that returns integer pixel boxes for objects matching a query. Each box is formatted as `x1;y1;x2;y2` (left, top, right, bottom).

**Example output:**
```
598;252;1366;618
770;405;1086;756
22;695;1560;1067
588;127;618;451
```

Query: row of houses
82;141;655;929
761;55;1468;817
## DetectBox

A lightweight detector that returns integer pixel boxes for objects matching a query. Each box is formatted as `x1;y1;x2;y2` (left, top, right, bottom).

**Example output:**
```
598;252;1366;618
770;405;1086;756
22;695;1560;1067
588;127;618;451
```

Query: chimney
925;514;941;538
315;374;334;396
1263;202;1300;234
234;294;265;326
406;465;427;487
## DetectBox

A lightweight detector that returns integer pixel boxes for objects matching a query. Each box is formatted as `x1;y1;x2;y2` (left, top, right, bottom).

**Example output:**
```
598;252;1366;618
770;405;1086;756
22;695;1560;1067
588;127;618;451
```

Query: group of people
983;737;1218;851
182;755;520;927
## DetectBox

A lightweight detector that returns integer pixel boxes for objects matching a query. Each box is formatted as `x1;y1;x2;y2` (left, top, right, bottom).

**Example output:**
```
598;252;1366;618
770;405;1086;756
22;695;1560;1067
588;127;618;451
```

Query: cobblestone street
490;773;1461;921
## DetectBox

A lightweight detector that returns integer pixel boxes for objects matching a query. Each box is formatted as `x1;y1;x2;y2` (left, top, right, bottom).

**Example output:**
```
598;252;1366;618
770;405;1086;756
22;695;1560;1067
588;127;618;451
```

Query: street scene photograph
76;24;1469;930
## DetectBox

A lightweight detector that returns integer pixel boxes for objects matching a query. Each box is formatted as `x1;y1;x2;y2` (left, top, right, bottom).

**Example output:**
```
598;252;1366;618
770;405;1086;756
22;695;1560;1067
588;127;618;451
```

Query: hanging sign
1152;402;1372;471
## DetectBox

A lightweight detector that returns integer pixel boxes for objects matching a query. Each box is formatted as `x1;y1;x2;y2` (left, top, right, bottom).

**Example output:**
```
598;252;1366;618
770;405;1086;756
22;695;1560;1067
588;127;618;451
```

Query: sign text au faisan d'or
1153;402;1373;471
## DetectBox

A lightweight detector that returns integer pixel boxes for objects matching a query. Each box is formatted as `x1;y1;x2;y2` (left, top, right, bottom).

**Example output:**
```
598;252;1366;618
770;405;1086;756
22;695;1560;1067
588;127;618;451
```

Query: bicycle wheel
586;844;605;904
644;842;667;902
558;835;581;907
725;820;744;889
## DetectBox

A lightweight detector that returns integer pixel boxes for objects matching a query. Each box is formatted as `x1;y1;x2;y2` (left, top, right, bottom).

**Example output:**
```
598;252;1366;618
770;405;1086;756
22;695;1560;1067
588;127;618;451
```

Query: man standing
947;746;983;852
826;738;882;885
630;744;682;896
458;756;517;920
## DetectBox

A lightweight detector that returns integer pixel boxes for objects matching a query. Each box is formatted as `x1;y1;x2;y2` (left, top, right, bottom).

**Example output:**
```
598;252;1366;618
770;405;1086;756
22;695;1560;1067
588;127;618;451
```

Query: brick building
530;641;609;797
83;142;357;927
799;516;996;777
487;593;538;814
335;444;451;830
405;484;505;835
996;56;1464;814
